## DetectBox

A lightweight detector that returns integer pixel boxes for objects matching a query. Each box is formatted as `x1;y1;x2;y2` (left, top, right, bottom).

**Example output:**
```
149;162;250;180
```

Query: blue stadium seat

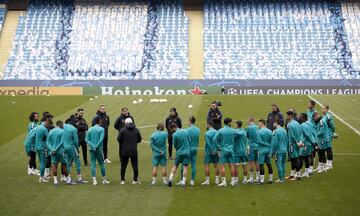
4;0;189;80
203;0;360;79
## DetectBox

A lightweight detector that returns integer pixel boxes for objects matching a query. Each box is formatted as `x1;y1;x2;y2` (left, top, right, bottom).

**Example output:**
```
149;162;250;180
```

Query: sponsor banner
225;86;360;95
83;86;219;95
0;87;82;96
0;79;359;87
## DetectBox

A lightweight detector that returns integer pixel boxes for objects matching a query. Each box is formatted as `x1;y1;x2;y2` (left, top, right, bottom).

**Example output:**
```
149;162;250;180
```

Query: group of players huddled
24;100;336;187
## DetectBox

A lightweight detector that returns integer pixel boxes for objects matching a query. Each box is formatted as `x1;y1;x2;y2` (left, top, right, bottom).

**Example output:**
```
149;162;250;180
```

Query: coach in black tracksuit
207;102;223;130
165;108;182;159
118;118;142;183
114;107;135;132
69;109;89;165
92;105;110;161
266;104;285;131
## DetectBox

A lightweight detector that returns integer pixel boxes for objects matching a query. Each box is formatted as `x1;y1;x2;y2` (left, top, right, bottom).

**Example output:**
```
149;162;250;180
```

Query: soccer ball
188;104;193;109
133;100;138;105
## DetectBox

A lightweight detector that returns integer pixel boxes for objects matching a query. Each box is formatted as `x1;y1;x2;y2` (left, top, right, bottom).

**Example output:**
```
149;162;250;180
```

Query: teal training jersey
271;127;288;154
35;124;49;151
173;129;190;156
234;128;247;156
27;121;38;133
204;128;218;155
62;124;79;151
86;124;105;151
287;119;303;157
187;125;200;153
214;125;235;153
46;127;64;154
25;127;37;151
150;130;168;157
246;123;259;149
257;127;273;154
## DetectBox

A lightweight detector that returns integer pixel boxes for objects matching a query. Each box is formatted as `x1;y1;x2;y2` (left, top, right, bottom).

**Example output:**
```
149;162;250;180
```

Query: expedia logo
0;87;49;96
0;87;82;96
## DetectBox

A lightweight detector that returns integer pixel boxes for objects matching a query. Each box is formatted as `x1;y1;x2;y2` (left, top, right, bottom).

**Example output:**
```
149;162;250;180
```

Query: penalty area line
307;95;360;137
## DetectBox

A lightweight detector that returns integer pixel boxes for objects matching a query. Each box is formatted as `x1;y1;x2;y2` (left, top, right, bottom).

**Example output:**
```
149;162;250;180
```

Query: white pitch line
334;153;360;156
308;95;360;137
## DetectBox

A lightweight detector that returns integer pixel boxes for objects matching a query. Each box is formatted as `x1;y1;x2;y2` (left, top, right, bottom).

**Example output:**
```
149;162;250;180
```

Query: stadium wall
0;80;359;96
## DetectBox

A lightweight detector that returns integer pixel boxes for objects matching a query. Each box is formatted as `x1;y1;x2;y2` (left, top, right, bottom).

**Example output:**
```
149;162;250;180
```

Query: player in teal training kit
182;116;200;186
35;115;51;183
26;112;39;175
286;111;304;180
46;120;73;185
201;121;220;185
214;118;236;187
246;116;260;183
149;123;168;186
298;113;316;178
313;112;331;173
322;105;335;170
270;119;288;183
233;120;248;185
306;100;318;173
24;125;38;176
62;121;87;183
257;119;273;184
86;116;110;186
168;123;190;187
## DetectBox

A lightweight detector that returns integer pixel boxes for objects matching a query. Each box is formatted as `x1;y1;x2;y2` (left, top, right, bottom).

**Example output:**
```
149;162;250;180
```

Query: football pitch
0;95;359;216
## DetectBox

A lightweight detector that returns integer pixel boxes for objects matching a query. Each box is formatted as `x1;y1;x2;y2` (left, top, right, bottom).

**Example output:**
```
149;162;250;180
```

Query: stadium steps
0;11;24;79
185;0;204;79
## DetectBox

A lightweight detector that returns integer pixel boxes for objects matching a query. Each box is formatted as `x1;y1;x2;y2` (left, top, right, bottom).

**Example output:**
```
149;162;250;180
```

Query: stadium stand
342;1;360;72
0;5;5;33
2;0;360;80
3;0;189;80
203;0;360;79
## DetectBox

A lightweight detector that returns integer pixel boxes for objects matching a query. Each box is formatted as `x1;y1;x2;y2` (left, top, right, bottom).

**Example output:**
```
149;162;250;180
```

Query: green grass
0;95;359;216
0;96;90;145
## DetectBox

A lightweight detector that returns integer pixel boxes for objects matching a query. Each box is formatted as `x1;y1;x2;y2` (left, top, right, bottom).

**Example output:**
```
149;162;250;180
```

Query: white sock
61;175;65;179
222;177;226;183
182;177;186;183
152;177;156;184
290;170;295;176
205;176;210;182
45;168;50;176
243;176;247;182
54;176;58;184
260;175;264;183
93;177;96;181
235;177;238;183
169;172;174;181
255;171;260;179
297;171;301;177
269;174;273;182
163;177;167;184
78;174;82;181
309;166;313;172
328;160;333;165
249;172;254;180
67;176;71;183
215;176;219;182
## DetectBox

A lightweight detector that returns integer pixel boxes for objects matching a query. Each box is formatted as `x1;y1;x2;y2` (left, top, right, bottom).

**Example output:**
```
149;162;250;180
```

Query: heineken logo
101;86;189;95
